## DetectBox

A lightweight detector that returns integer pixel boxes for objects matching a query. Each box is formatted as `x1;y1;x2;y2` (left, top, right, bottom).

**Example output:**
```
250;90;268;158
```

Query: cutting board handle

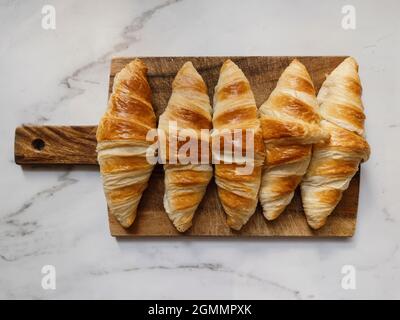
14;125;98;165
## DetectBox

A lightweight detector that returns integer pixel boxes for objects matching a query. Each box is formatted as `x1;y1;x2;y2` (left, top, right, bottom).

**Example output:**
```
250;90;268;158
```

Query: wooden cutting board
14;56;361;237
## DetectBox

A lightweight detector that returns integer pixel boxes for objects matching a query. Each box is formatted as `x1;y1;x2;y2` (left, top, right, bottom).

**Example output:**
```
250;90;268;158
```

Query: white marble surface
0;0;399;299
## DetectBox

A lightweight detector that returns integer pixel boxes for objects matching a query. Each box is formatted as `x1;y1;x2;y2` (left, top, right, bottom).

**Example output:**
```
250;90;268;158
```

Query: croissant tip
264;213;280;221
335;57;359;73
119;217;135;229
307;218;327;230
288;58;307;71
182;61;194;68
174;222;192;233
222;58;236;69
131;57;144;65
229;224;243;231
345;56;359;69
345;56;357;63
179;61;200;76
227;218;244;231
127;58;148;74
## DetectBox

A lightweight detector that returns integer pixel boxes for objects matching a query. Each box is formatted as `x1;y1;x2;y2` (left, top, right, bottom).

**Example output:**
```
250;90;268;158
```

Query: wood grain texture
15;125;98;165
14;56;362;237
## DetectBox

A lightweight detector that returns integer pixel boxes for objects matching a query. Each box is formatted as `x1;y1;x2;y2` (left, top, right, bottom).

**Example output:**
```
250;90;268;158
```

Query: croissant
96;59;156;228
301;57;370;229
159;62;213;232
259;59;328;220
212;59;265;230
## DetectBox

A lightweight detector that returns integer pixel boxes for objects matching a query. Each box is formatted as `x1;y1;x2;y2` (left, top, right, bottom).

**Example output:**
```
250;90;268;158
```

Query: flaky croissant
159;62;213;232
96;59;156;228
212;59;265;230
301;57;370;229
259;59;328;220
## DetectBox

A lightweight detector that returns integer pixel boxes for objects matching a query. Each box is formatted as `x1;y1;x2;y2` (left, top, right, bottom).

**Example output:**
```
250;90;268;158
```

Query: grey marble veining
0;0;399;299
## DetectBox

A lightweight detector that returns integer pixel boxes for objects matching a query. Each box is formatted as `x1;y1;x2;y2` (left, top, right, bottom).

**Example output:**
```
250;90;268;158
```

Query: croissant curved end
227;216;245;231
115;212;136;228
306;216;328;230
174;221;193;233
129;58;148;73
264;209;284;221
343;56;359;70
288;58;307;72
220;59;237;73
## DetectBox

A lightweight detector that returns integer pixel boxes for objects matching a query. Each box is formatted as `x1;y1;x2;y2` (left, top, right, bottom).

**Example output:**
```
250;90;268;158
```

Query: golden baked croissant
259;59;328;220
159;62;213;232
301;57;370;229
212;59;265;230
96;59;156;228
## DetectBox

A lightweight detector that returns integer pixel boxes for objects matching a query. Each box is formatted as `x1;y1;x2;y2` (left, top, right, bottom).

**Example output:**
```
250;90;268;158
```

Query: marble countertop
1;0;399;299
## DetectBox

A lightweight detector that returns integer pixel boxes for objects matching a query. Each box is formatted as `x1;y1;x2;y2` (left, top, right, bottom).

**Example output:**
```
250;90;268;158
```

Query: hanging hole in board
32;138;45;151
